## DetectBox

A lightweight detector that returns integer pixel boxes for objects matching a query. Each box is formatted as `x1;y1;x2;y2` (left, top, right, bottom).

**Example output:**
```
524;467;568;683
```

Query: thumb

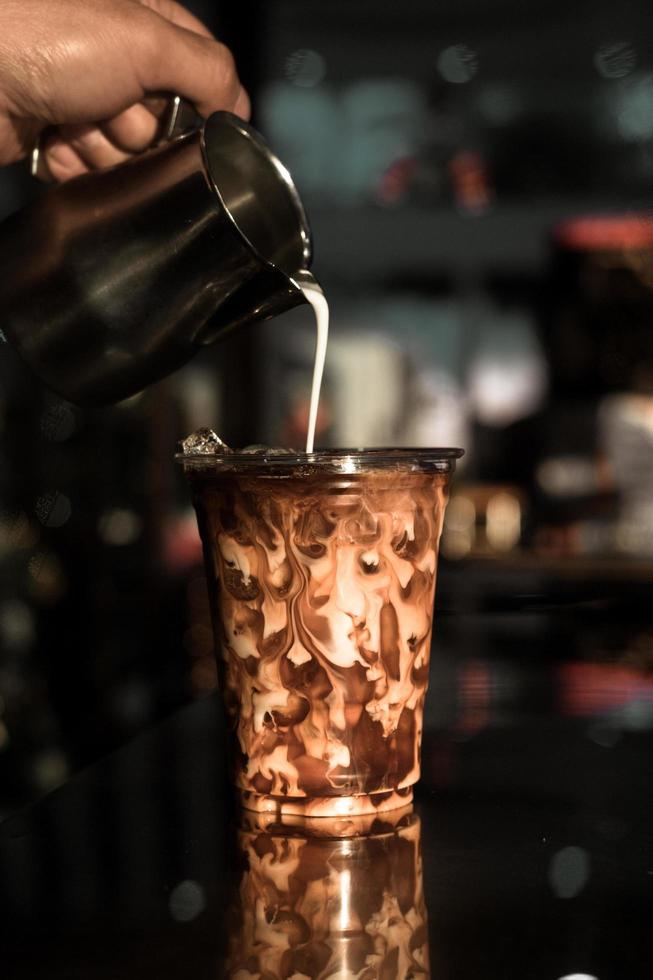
139;18;250;120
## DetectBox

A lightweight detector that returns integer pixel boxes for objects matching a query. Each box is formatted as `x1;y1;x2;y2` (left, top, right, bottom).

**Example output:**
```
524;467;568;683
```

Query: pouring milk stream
300;279;329;453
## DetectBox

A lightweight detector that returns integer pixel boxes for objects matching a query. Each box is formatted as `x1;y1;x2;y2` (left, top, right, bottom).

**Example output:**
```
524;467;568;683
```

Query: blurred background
2;0;653;814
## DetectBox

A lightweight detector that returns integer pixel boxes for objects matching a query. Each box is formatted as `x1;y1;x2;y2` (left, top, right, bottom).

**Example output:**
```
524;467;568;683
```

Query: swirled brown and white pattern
190;468;450;815
225;808;429;978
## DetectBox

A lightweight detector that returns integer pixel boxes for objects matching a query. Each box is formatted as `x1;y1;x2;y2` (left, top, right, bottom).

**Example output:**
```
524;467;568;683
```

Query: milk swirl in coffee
183;450;451;816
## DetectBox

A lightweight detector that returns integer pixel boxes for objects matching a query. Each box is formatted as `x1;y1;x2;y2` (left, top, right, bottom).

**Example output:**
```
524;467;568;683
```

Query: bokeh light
437;44;479;84
98;509;142;546
35;492;71;529
548;846;591;899
168;880;206;923
442;495;476;559
0;599;36;652
557;975;599;980
615;74;653;141
27;550;66;602
594;40;637;79
285;48;326;87
0;509;39;551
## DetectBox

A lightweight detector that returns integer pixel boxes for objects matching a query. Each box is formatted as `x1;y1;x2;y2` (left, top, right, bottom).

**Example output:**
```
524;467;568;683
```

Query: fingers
41;139;87;182
101;103;160;153
37;93;197;182
38;91;194;181
41;123;132;182
139;19;250;121
59;123;132;169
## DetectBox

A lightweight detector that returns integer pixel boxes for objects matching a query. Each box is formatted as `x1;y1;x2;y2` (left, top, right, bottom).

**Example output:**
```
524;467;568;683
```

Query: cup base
239;786;413;818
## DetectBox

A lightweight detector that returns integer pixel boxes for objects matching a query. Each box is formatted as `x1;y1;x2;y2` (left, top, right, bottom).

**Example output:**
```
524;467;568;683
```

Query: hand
0;0;250;181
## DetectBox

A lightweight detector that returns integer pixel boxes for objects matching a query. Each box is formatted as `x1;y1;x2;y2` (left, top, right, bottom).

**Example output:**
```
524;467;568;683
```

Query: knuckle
212;41;239;94
69;126;103;151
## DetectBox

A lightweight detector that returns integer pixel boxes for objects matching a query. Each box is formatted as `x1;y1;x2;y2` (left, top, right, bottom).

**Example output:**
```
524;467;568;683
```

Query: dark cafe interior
1;1;653;977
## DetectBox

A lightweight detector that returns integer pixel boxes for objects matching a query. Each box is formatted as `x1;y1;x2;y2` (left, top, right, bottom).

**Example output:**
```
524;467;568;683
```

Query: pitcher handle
31;94;201;180
160;95;203;142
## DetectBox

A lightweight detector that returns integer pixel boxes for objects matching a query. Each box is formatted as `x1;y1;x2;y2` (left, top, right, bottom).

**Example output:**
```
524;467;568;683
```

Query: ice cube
241;444;295;455
240;444;268;454
180;428;231;455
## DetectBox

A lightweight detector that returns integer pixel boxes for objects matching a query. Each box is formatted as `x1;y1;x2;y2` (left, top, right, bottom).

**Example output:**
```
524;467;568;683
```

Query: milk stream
300;280;329;454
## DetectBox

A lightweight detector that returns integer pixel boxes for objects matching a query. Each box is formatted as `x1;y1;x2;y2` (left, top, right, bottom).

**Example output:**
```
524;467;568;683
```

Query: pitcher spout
194;266;322;347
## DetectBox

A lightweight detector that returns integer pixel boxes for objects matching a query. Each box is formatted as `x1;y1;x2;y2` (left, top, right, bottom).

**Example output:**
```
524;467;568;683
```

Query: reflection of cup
226;807;429;978
180;448;461;817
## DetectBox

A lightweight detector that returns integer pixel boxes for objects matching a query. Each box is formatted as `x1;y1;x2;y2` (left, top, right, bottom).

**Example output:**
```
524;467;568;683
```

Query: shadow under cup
179;448;462;817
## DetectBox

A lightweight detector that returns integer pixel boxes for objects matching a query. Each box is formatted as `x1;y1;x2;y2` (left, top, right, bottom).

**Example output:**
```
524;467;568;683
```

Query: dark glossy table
2;596;653;979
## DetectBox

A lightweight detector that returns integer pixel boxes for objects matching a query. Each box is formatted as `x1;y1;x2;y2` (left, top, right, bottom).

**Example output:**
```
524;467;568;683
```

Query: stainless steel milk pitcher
0;111;315;405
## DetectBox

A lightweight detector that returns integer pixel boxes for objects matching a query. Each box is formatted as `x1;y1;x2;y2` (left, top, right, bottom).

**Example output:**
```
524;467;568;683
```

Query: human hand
0;0;250;181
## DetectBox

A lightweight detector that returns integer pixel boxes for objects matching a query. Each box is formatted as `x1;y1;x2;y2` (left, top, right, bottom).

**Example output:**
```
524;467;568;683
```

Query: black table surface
2;591;653;979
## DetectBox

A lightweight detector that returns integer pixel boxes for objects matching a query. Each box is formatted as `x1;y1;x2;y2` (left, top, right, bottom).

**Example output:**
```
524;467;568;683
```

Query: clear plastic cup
178;448;463;817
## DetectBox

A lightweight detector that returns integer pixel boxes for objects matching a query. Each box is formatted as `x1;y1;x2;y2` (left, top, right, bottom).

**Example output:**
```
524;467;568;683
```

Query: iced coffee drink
179;440;461;817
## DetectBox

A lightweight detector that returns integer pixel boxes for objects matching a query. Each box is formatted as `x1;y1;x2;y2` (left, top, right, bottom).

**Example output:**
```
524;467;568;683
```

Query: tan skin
0;0;250;182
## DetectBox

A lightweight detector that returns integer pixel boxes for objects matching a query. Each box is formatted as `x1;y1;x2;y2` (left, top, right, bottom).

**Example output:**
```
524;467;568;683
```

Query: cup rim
176;446;464;474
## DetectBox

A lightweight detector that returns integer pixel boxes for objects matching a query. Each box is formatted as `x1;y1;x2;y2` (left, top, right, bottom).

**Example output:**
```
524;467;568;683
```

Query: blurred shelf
268;0;653;82
459;551;653;581
309;199;652;283
437;551;653;617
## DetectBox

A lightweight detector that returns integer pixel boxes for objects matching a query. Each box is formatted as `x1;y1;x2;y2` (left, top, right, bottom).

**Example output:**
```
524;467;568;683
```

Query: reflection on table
227;806;428;979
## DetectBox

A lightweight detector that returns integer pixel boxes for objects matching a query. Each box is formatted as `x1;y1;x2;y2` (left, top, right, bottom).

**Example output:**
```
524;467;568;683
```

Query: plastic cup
178;448;462;817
